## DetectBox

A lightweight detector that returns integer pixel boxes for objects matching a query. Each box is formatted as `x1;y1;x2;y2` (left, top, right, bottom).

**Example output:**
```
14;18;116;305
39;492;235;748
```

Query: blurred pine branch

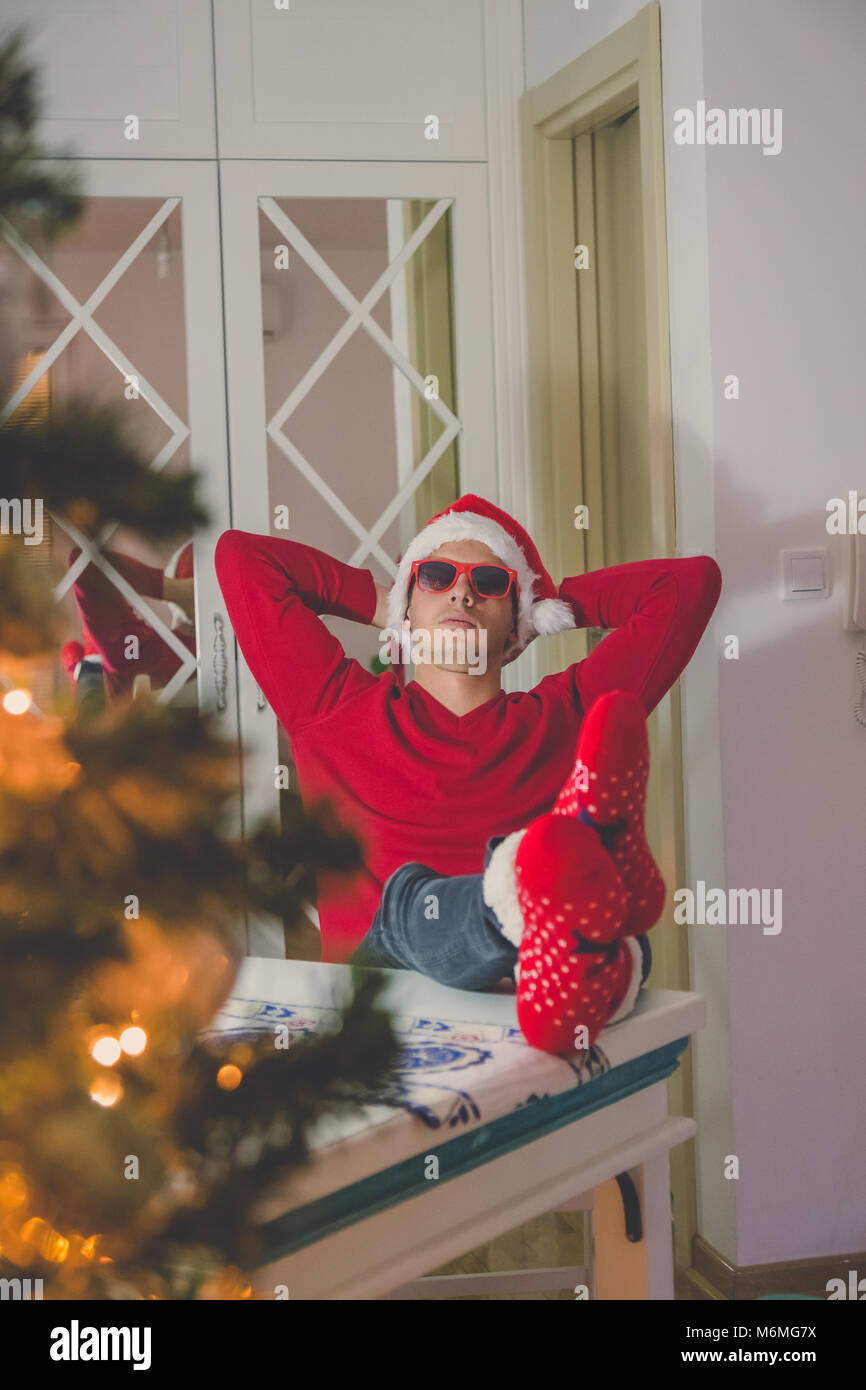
0;24;400;1301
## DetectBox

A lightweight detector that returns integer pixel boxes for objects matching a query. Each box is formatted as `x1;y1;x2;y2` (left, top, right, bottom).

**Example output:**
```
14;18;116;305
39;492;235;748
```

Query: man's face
405;540;520;674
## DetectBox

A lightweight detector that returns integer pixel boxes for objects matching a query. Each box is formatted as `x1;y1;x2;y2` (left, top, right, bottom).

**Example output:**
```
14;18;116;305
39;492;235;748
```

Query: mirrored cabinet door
220;162;497;956
0;161;234;727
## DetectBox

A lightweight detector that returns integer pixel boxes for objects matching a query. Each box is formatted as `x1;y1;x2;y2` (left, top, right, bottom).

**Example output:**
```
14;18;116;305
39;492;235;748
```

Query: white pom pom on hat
385;493;576;655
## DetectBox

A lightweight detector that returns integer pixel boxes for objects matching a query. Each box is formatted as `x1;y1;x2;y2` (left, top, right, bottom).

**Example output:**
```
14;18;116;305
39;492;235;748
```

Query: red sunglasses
410;558;518;600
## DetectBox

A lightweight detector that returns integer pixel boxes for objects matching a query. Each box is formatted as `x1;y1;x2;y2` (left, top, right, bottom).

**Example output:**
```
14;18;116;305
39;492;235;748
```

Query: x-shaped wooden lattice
0;201;198;707
259;196;462;579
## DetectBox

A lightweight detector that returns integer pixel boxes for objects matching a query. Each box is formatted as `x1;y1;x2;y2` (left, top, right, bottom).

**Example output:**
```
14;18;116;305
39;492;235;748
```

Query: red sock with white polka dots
513;813;636;1053
553;689;665;936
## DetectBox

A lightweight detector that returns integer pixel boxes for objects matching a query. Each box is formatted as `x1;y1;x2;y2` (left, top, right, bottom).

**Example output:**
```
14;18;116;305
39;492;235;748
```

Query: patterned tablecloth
202;960;700;1240
204;990;613;1133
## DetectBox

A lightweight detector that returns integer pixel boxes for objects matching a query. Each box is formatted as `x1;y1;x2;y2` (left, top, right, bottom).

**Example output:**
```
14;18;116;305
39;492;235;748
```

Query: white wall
700;0;866;1267
524;0;866;1267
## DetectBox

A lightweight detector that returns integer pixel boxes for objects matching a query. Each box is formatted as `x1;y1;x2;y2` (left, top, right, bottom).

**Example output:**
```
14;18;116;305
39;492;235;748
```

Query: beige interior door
573;102;691;1032
566;105;694;1270
580;109;653;571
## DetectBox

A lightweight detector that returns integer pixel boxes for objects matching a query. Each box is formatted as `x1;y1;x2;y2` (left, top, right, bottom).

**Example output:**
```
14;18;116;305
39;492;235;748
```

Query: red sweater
68;547;196;699
214;531;721;963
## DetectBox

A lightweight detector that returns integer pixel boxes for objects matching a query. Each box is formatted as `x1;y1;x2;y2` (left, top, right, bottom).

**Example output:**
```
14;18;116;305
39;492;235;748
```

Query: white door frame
219;161;499;859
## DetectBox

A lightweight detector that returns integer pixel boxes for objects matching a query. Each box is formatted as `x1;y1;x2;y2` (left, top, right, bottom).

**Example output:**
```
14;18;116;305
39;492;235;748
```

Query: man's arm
556;555;722;717
214;529;380;733
68;546;166;600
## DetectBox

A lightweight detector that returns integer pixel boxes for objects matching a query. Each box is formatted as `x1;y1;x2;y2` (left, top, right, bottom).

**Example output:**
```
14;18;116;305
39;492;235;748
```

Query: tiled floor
425;1212;713;1300
426;1210;591;1301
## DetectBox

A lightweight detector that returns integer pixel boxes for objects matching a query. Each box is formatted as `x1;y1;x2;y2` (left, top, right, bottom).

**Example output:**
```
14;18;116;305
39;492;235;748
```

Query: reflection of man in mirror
215;495;721;1055
62;540;196;707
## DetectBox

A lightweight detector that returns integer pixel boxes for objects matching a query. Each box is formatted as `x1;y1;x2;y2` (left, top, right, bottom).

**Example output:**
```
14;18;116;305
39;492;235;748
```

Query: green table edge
256;1034;691;1266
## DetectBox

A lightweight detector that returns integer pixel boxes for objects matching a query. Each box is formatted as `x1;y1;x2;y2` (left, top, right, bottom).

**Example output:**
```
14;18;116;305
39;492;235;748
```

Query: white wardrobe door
212;0;487;160
3;1;216;157
218;160;498;955
0;159;235;723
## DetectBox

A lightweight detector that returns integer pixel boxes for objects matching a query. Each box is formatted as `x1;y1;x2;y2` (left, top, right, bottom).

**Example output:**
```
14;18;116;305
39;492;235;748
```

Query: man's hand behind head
372;581;391;629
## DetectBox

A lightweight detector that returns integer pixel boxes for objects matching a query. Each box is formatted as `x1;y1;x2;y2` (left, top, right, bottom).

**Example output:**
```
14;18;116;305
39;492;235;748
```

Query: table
205;958;704;1299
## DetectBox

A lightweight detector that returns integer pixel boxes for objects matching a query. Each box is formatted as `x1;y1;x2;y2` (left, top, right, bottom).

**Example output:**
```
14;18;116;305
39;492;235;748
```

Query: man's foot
553;690;665;936
511;814;642;1053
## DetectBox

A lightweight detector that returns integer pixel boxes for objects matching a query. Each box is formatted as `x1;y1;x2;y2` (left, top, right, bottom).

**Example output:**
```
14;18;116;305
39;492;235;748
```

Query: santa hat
164;541;194;581
386;494;576;656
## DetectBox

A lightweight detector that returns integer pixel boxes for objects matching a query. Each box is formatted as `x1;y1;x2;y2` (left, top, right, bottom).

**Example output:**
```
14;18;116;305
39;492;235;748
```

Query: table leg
591;1151;675;1300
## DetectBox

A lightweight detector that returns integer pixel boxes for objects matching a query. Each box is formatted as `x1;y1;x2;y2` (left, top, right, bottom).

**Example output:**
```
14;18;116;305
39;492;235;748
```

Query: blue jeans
351;835;652;993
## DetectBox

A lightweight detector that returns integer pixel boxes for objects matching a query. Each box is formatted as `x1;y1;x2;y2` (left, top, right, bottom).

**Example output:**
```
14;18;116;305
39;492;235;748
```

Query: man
215;494;721;1054
62;541;196;705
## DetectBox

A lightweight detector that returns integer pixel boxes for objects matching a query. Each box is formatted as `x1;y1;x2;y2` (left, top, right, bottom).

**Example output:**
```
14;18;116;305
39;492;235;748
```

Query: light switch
781;549;831;601
791;556;824;591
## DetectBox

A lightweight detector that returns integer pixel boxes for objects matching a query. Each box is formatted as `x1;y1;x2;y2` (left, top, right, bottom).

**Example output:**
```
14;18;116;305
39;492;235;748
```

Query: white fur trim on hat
481;828;528;948
164;541;189;580
606;936;644;1025
386;510;575;654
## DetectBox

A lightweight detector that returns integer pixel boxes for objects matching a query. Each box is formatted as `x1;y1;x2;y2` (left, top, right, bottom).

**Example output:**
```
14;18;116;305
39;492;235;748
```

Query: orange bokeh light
2;688;32;715
90;1074;123;1107
91;1035;122;1066
0;1169;27;1209
119;1026;147;1056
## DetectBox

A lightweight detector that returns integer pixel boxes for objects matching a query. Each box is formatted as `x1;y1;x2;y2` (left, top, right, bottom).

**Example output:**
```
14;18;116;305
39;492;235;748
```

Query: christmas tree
0;24;400;1300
